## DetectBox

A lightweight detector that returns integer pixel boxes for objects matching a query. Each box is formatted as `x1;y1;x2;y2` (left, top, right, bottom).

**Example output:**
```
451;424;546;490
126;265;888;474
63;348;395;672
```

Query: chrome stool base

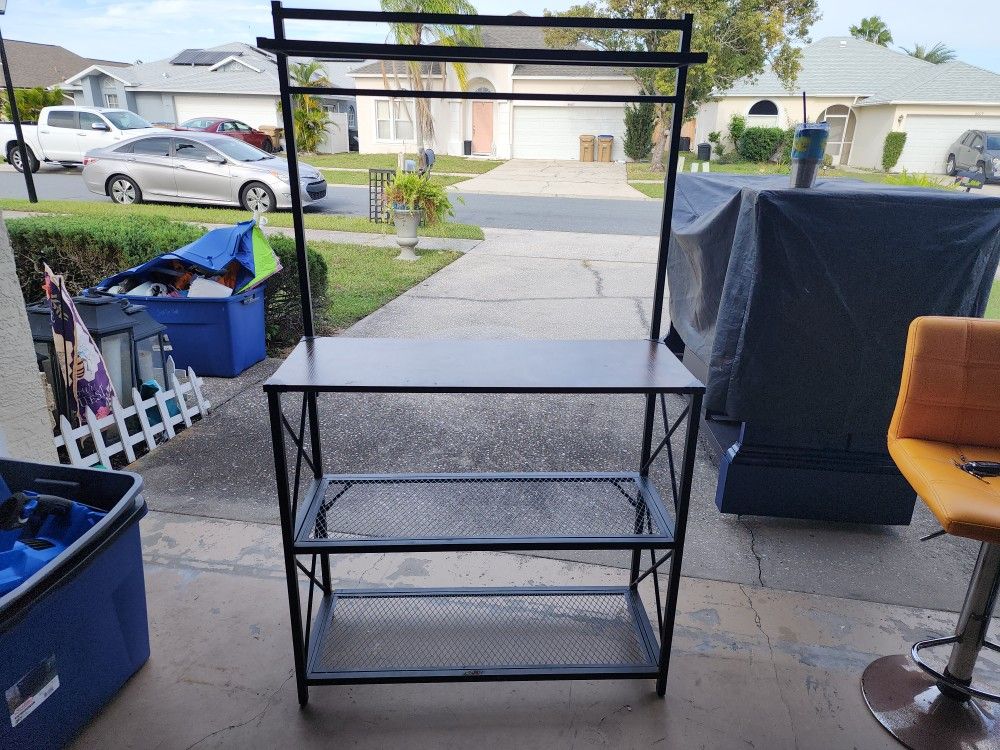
863;655;1000;750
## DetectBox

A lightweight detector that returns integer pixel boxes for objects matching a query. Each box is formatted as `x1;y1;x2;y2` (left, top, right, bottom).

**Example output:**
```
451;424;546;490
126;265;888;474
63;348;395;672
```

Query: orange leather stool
863;317;1000;749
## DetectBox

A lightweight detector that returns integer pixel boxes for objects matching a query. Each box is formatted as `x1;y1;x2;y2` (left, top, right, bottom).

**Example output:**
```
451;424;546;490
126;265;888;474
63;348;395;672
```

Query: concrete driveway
456;159;649;200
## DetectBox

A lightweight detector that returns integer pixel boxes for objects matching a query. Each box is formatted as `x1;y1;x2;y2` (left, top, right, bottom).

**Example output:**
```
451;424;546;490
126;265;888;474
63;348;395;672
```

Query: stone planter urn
393;207;422;261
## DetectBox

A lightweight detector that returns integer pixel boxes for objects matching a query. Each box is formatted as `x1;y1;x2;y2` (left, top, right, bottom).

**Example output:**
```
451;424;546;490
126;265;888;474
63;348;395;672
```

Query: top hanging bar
256;3;708;71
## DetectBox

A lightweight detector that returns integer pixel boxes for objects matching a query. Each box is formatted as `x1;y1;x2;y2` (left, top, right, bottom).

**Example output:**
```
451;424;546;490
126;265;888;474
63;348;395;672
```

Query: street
0;168;666;236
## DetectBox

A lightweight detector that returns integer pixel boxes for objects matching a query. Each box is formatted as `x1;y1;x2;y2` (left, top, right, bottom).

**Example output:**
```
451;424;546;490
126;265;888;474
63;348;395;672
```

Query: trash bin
0;459;147;750
697;142;712;161
597;135;614;162
679;136;691;152
123;287;266;378
579;134;595;162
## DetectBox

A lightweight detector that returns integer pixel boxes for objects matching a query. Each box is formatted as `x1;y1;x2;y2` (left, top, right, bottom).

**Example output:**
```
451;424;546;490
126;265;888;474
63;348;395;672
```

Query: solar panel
169;49;234;66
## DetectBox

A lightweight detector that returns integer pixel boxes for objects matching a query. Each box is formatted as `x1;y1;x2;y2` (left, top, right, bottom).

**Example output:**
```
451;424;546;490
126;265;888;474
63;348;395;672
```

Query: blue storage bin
0;459;147;750
122;286;266;377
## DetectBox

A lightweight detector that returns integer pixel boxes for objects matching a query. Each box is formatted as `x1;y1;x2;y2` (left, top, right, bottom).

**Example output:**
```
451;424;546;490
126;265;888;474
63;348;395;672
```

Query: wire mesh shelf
294;472;675;552
307;587;660;683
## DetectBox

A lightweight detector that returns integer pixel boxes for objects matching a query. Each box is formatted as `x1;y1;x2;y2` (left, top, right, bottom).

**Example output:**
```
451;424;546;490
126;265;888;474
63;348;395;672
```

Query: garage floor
456;159;649;200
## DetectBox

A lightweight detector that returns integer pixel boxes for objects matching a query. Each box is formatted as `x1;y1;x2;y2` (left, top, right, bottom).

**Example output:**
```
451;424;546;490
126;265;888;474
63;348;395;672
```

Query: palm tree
380;0;482;152
849;16;893;46
286;61;333;152
902;42;957;64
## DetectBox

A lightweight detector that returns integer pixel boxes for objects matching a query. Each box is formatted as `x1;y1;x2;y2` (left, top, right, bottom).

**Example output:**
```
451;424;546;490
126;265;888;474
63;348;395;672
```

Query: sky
2;0;997;74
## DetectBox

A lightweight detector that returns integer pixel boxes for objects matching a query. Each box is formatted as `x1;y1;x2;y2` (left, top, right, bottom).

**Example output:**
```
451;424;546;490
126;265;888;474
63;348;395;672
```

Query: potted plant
385;173;454;260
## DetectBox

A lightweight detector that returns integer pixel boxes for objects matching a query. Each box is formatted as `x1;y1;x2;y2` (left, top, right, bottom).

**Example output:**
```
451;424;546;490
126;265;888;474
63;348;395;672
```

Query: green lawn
0;199;484;240
629;157;955;199
989;280;1000;320
320;169;470;187
302;152;504;175
318;241;460;329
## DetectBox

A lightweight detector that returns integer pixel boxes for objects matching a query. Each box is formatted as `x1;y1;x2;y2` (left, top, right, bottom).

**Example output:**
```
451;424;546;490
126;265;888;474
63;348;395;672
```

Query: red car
174;118;275;152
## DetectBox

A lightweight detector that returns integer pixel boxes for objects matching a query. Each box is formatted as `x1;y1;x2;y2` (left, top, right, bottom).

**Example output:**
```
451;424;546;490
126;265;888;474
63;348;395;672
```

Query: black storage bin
697;142;711;161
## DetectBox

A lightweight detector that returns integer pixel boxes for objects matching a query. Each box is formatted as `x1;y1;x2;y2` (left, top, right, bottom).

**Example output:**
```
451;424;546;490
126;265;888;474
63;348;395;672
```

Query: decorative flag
43;264;117;425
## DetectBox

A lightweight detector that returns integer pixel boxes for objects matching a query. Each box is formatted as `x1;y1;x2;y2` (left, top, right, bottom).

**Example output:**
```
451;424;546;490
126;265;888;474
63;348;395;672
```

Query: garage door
512;105;626;160
898;115;1000;173
173;94;280;129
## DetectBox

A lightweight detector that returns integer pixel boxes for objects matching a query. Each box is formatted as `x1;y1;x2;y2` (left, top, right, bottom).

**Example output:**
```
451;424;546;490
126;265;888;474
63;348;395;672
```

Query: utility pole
0;3;38;203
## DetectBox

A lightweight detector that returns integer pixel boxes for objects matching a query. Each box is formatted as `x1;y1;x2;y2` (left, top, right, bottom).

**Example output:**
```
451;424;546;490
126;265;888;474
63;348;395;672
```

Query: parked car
946;130;1000;183
175;118;275;152
81;131;327;212
0;106;164;172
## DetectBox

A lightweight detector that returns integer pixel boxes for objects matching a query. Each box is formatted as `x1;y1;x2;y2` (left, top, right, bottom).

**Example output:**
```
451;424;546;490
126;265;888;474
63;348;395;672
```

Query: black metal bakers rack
257;2;707;707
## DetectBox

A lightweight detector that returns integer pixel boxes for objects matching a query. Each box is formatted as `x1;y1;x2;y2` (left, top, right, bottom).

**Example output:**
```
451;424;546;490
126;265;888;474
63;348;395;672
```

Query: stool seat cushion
890;438;1000;542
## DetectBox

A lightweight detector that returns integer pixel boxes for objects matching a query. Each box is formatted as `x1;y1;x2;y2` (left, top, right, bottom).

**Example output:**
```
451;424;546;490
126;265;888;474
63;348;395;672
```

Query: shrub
6;214;328;353
727;114;747;145
737;126;788;162
707;130;725;158
623;101;655;161
385;173;454;224
882;131;908;171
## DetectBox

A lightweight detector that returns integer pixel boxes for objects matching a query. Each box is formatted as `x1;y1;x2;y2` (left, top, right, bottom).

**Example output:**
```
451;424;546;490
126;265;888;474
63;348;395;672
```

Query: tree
1;87;63;122
380;0;482;152
849;16;892;46
902;42;957;64
623;99;655;161
286;61;333;152
545;1;820;171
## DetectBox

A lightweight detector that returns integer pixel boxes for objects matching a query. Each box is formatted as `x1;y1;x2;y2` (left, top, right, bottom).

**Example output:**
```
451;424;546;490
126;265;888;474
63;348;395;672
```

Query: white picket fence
54;357;211;468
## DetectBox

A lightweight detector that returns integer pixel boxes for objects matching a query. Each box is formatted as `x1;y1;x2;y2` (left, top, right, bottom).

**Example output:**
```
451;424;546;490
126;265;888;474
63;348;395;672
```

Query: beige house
350;16;638;161
694;37;1000;173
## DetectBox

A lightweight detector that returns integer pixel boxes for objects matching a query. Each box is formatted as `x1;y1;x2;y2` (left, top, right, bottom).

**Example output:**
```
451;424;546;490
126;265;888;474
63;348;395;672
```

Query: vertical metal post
0;25;37;203
268;391;310;706
942;542;1000;697
656;391;702;697
648;14;692;342
272;0;314;338
307;392;330;591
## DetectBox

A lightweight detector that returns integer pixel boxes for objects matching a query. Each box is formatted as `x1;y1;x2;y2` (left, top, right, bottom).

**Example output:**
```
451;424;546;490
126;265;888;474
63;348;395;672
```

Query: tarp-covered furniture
666;174;1000;523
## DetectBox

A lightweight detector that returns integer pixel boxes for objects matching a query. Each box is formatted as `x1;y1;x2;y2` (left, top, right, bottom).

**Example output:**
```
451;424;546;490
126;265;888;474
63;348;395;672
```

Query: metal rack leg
656;392;702;697
268;391;310;706
633;393;658;581
305;392;332;594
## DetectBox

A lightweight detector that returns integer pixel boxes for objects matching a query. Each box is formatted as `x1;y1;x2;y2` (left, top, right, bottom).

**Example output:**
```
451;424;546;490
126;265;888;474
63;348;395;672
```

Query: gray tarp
666;174;1000;433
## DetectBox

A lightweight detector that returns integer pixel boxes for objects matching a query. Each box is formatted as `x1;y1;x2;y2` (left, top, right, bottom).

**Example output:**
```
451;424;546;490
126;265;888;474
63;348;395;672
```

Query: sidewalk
456;160;651;200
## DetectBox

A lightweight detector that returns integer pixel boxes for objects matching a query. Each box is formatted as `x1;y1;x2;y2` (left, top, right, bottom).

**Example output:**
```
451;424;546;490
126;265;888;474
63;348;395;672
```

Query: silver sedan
81;131;326;211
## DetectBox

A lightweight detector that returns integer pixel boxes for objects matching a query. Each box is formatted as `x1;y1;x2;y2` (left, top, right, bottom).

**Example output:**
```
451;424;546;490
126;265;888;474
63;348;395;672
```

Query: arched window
747;99;779;126
748;100;778;116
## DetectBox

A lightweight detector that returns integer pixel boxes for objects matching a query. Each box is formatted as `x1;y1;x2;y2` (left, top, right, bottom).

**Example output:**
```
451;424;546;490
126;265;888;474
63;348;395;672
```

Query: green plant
385;173;454;224
902;41;957;64
0;87;64;122
882;131;908;171
285;61;333;153
727;114;747;146
6;214;328;352
707;130;725;158
623;100;655;161
737;126;787;162
850;16;892;46
881;170;952;189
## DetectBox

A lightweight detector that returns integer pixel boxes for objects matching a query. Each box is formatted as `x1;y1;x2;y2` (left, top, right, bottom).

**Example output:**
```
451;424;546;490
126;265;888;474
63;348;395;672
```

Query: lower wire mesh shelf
295;472;674;552
306;587;661;684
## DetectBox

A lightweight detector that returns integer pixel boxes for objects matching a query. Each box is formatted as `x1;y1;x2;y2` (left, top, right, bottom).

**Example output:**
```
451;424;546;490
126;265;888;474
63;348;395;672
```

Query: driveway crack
739;584;798;749
582;259;606;297
738;514;766;587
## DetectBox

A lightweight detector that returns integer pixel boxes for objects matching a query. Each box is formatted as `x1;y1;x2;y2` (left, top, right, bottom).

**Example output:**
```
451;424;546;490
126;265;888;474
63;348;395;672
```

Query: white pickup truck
0;106;164;172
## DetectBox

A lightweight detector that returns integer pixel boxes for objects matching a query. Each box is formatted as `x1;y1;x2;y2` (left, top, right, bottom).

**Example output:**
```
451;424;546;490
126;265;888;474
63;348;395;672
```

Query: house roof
856;60;1000;106
60;42;359;97
0;39;127;89
718;36;933;98
349;11;628;79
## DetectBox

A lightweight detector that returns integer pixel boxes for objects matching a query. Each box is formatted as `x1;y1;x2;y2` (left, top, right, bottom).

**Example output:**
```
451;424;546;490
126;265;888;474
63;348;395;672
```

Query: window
104;93;119;108
987;135;1000;150
375;99;414;140
79;112;106;130
347;104;357;129
961;131;975;146
220;121;237;132
181;118;215;129
212;137;269;162
131;137;171;157
747;99;779;126
971;133;984;150
103;111;152;130
174;139;214;160
233;121;252;132
47;111;76;128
